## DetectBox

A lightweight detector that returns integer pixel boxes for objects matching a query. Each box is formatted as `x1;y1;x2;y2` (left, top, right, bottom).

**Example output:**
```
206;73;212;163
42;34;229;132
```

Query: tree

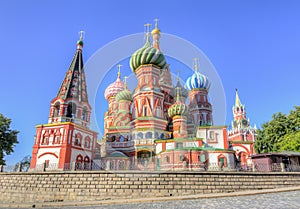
13;155;31;172
254;106;300;153
279;132;300;152
0;113;19;165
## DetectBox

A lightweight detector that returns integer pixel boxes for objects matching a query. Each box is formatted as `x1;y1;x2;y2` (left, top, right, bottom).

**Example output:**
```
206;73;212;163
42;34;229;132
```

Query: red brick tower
30;32;98;170
228;89;256;164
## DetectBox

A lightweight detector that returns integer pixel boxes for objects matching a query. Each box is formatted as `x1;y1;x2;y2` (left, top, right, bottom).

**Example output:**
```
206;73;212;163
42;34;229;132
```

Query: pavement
1;186;300;209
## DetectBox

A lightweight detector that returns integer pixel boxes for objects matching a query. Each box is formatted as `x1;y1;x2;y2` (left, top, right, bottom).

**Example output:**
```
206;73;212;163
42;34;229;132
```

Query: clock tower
228;89;256;165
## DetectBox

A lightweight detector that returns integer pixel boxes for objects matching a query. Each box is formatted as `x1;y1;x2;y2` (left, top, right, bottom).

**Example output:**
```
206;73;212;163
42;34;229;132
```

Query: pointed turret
232;89;246;123
48;31;92;127
234;89;243;108
57;31;88;103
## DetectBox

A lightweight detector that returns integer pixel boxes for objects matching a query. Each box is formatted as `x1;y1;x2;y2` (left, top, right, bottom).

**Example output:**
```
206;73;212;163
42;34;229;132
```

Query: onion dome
168;88;188;118
115;77;132;102
77;31;84;50
115;88;132;102
130;32;166;73
104;68;124;100
185;58;211;91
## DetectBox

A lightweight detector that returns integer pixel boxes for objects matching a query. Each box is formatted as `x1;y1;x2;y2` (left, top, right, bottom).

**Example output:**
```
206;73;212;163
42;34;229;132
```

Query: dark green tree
254;106;300;153
0;113;19;165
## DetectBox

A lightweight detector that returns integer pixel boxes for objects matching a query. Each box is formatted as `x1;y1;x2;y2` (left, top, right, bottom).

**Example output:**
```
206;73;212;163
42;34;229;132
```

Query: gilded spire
235;89;243;108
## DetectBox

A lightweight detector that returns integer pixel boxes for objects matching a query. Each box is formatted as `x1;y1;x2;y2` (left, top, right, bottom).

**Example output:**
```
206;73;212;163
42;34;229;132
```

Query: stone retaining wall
1;171;300;204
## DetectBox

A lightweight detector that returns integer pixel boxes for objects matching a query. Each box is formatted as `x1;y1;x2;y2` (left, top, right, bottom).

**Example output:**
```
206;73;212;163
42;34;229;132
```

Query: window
164;156;169;163
137;132;143;139
176;142;183;149
53;136;60;144
146;132;152;139
84;139;90;148
144;106;147;116
41;137;49;145
66;103;76;118
53;102;60;117
82;107;88;121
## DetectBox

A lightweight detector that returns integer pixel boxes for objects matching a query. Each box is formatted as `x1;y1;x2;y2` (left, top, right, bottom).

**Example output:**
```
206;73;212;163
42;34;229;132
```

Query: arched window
120;135;124;142
137;132;143;139
82;107;88;121
76;155;83;163
75;133;82;146
84;156;90;163
146;132;152;139
53;102;60;117
160;133;165;139
66;103;76;118
84;137;91;148
144;106;147;116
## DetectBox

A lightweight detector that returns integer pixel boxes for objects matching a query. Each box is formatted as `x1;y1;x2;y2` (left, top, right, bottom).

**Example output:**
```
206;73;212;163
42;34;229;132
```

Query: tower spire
235;88;242;107
151;18;161;50
117;64;122;79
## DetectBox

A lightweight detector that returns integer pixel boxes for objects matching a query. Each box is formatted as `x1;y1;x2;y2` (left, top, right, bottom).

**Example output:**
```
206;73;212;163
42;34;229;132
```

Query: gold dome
151;28;161;35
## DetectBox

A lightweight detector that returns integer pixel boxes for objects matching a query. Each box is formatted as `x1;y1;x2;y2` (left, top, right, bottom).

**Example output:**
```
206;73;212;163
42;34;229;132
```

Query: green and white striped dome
130;38;166;73
115;88;132;102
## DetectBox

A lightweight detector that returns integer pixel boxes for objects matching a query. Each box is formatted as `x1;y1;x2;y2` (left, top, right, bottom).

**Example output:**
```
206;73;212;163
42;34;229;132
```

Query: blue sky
1;0;300;164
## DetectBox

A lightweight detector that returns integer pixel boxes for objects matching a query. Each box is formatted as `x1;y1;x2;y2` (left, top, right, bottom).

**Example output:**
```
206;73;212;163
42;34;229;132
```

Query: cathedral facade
30;23;256;171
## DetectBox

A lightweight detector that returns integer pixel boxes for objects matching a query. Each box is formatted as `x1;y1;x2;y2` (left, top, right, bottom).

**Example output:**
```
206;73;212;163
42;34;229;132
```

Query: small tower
228;89;256;165
168;87;188;139
103;65;125;136
185;58;212;133
30;32;98;171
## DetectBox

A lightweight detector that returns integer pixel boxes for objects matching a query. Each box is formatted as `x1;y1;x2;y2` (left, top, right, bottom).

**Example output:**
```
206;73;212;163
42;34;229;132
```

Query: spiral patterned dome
168;102;188;118
130;38;166;73
104;74;124;100
115;87;132;102
185;71;211;91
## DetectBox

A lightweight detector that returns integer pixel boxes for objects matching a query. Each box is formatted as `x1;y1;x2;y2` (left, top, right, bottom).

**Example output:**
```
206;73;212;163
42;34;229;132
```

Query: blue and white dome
185;71;211;91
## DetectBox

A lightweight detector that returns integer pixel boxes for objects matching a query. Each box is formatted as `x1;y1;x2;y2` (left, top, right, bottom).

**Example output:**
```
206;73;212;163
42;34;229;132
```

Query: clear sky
1;0;300;164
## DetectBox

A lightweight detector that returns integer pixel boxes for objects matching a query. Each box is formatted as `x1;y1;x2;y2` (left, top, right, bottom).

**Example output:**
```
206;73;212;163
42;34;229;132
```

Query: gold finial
193;58;199;72
152;18;161;35
144;23;152;42
79;30;85;40
117;64;122;79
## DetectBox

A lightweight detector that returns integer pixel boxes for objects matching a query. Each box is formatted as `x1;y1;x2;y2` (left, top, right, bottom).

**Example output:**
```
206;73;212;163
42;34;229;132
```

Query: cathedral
30;22;256;171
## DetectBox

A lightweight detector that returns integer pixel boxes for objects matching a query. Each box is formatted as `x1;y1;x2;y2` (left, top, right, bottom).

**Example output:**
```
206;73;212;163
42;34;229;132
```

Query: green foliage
0;113;19;165
279;132;300;152
13;155;31;172
254;106;300;153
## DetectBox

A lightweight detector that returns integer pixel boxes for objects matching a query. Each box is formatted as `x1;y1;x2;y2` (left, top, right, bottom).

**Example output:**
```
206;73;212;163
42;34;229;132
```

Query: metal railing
1;161;300;173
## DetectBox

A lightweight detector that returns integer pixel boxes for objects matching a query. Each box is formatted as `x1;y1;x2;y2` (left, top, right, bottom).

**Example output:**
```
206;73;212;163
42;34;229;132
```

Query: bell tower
30;32;98;170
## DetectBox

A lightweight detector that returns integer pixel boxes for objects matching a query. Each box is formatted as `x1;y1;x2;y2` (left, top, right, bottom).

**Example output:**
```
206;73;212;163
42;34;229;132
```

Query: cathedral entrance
137;150;154;168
